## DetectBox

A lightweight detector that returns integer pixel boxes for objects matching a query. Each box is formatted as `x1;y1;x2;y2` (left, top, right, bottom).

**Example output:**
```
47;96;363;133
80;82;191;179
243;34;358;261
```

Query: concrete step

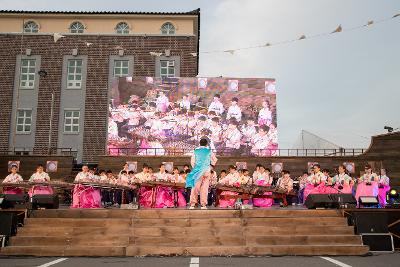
0;246;126;256
125;245;370;256
9;236;130;246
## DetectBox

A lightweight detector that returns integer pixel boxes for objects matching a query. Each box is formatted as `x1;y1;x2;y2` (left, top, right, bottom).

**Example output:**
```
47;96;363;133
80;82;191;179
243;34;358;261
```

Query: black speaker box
31;194;59;209
305;194;356;209
0;194;28;209
0;213;18;236
361;234;394;252
354;212;388;234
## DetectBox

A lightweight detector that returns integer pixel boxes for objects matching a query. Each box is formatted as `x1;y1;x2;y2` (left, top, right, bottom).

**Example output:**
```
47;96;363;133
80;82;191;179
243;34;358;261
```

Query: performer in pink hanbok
218;165;240;208
267;123;278;156
154;164;174;208
355;164;379;205
251;126;271;156
28;165;54;197
2;165;24;194
71;165;101;208
252;166;274;208
303;164;326;203
377;168;390;207
156;91;170;113
276;171;294;193
258;100;272;126
333;165;353;194
136;164;155;208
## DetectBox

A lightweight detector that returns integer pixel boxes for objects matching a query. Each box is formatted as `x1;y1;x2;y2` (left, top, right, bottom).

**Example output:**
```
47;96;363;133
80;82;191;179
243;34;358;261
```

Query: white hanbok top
179;99;191;110
333;173;352;185
378;175;389;185
208;101;224;115
3;173;23;183
225;128;242;149
360;173;378;183
30;172;50;182
226;105;242;121
219;172;240;185
307;171;326;184
74;171;94;182
258;108;272;122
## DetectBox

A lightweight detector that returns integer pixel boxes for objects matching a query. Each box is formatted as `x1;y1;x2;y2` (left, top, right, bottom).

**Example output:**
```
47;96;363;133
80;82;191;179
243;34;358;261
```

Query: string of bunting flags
51;12;399;57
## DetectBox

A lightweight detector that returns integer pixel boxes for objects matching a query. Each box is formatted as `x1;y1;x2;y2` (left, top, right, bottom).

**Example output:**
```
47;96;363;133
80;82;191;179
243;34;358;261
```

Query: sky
1;0;399;148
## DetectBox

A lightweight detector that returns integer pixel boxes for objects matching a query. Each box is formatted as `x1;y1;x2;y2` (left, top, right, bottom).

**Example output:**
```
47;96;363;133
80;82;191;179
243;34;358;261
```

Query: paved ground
1;253;400;267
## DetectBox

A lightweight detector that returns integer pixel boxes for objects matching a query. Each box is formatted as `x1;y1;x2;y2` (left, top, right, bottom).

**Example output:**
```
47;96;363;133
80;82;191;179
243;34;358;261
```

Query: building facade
0;9;200;163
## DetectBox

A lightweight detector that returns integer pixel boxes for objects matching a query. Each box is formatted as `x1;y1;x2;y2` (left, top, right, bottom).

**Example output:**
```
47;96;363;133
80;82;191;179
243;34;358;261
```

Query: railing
0;148;77;158
108;147;366;157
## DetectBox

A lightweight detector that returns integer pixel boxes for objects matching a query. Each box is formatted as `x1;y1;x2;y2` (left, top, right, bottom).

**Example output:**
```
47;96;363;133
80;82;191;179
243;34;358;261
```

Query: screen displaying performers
107;77;277;156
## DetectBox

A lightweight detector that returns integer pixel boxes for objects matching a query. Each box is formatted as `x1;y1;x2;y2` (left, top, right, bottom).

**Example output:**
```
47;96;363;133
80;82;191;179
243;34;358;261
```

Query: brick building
0;9;200;163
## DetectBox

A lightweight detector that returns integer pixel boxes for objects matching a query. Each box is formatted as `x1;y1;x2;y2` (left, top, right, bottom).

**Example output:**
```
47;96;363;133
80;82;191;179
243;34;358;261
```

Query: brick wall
0;34;199;162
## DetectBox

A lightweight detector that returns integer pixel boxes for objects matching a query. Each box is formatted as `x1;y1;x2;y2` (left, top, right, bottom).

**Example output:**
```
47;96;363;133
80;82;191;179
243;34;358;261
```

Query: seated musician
355;164;379;205
218;165;240;208
118;170;135;204
377;168;390;207
72;164;101;208
276;170;294;207
101;170;114;207
297;172;309;205
154;164;174;208
2;165;24;194
239;169;251;185
333;165;353;194
28;164;54;197
170;169;187;207
207;169;218;207
135;164;155;208
303;164;327;203
323;169;337;194
250;126;271;156
252;166;274;208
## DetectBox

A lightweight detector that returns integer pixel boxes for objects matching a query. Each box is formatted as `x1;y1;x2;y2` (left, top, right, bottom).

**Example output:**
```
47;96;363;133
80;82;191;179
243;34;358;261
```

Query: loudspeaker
305;194;356;209
361;234;394;252
31;194;59;209
0;213;18;236
353;212;388;234
0;194;28;209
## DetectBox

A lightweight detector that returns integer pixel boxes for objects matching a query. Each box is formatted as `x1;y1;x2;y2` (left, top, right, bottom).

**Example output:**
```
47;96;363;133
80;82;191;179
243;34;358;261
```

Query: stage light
389;189;398;197
358;196;379;208
386;188;400;208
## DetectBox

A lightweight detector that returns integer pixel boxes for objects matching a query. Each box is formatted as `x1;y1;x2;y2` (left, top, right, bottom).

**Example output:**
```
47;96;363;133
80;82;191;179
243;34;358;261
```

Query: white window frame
69;21;85;33
23;21;39;33
116;22;130;34
63;110;80;134
16;109;32;134
66;59;83;89
160;60;175;78
161;22;175;35
19;59;36;89
113;60;129;77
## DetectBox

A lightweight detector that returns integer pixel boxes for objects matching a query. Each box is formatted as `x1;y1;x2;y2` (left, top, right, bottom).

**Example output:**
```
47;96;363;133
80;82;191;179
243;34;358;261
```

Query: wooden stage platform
0;209;369;257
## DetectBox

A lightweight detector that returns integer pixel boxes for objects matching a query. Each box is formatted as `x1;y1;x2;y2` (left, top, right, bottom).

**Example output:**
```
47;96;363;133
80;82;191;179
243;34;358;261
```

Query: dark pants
208;188;217;206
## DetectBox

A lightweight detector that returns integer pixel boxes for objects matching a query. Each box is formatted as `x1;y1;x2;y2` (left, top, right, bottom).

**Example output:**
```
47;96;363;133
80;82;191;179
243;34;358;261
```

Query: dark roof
0;9;200;16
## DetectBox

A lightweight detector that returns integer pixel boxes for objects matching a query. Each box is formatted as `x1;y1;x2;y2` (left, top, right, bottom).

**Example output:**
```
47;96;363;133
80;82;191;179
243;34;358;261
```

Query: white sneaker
189;206;195;210
201;206;208;210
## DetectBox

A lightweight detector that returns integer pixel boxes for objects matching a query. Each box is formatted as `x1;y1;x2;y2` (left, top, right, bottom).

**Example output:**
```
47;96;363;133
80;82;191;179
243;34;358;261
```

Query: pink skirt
139;186;155;208
71;184;101;208
154;186;174;208
337;184;353;194
28;186;54;197
378;185;390;207
3;187;24;195
253;192;273;207
303;183;325;203
218;191;238;208
355;182;379;204
177;190;187;207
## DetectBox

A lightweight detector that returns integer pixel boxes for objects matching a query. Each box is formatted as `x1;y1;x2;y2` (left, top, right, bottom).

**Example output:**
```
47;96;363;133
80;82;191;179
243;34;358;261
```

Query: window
160;60;175;78
161;22;175;35
23;21;39;33
64;110;80;133
69;21;85;33
113;60;129;77
16;109;32;134
67;59;83;88
116;22;130;34
20;59;36;89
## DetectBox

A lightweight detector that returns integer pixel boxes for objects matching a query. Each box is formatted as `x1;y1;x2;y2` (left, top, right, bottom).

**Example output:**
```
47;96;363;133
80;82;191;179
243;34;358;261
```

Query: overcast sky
2;0;399;148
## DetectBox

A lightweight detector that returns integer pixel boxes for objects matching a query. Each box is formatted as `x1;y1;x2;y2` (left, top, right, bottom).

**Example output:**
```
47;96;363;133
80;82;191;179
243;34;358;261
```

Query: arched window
23;21;39;33
161;22;175;35
115;22;130;34
69;21;85;33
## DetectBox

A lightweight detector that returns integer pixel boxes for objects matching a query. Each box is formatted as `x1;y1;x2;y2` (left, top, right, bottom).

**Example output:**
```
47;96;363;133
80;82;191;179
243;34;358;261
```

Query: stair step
24;218;131;227
0;246;126;256
125;245;369;256
9;236;130;246
18;226;129;236
245;235;362;245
